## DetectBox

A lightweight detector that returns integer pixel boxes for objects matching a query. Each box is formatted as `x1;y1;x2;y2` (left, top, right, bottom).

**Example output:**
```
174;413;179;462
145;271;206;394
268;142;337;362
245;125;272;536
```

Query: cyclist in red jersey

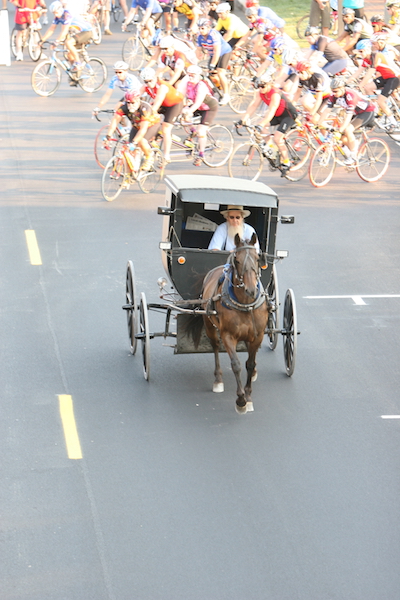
12;0;47;61
242;72;298;170
157;37;195;85
141;66;185;163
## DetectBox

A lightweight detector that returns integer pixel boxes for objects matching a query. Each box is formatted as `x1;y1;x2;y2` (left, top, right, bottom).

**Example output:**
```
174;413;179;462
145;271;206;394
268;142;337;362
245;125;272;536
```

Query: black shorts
374;76;400;97
194;108;217;126
160;3;173;12
215;52;231;70
228;37;242;48
129;121;161;142
270;112;296;134
73;31;93;48
159;102;183;124
150;12;163;23
351;110;375;129
14;22;29;30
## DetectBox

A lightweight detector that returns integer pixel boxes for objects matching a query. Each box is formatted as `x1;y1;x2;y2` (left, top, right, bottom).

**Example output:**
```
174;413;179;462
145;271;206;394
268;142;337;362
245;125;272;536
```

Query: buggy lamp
157;277;168;290
159;241;172;250
280;215;295;224
276;250;288;258
158;206;173;215
177;256;186;264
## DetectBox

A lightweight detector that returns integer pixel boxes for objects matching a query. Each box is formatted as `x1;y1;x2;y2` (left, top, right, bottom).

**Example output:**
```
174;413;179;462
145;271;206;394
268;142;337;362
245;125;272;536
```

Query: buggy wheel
139;292;150;381
266;264;279;350
11;28;18;57
101;155;127;201
125;260;138;355
296;14;313;39
309;143;336;187
94;124;123;169
28;30;42;61
356;138;390;182
122;36;146;71
282;288;297;377
78;57;107;93
284;131;311;181
228;76;254;114
202;124;233;167
228;142;263;180
138;148;165;193
31;60;61;96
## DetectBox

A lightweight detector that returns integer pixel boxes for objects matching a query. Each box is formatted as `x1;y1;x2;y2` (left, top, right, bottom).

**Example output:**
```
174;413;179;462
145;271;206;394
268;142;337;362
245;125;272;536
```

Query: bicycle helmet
187;64;202;76
263;29;278;42
330;76;345;89
125;90;141;102
245;0;258;6
141;66;156;82
371;32;389;43
296;60;311;72
304;26;320;36
355;38;372;50
198;18;211;27
216;2;231;12
270;37;285;50
258;72;273;85
114;61;129;71
370;14;385;23
386;0;400;6
245;7;258;16
281;47;299;65
159;35;175;48
49;1;63;12
342;7;355;15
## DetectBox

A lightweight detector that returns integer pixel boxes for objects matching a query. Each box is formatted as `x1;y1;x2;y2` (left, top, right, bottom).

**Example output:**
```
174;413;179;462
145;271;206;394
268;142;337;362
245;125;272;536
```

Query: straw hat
220;205;251;218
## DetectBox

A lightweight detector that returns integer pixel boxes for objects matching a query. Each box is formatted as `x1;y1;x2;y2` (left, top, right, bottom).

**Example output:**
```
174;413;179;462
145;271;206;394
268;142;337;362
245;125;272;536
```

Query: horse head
232;233;260;301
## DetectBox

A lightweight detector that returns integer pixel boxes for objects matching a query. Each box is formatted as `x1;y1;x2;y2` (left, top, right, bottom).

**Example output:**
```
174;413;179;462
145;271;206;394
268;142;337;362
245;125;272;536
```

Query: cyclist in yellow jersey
173;0;201;33
215;3;249;47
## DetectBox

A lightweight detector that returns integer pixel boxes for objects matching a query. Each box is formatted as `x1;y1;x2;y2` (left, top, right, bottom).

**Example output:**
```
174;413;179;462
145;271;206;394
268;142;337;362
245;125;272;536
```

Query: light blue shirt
208;222;260;251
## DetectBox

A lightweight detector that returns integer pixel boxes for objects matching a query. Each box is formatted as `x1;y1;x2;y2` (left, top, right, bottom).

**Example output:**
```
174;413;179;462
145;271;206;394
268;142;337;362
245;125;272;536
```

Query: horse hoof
213;382;224;393
235;399;247;415
246;401;254;412
251;370;257;382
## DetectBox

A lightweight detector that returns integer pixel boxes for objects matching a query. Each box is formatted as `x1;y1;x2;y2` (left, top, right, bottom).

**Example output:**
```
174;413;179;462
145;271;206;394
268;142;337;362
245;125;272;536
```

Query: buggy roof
164;175;278;209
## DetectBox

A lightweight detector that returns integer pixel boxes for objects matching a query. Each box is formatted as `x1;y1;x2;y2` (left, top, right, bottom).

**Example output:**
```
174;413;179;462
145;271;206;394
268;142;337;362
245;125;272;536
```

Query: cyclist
245;0;285;32
304;25;349;76
237;8;279;58
294;59;332;116
196;18;232;105
104;90;161;171
122;0;163;41
241;72;298;172
141;66;185;163
93;61;141;115
387;1;400;36
177;64;219;166
335;7;373;54
156;36;196;85
146;34;197;71
317;76;376;164
172;0;201;35
40;1;92;74
370;14;400;49
89;0;112;36
214;3;249;48
11;0;47;61
351;33;400;131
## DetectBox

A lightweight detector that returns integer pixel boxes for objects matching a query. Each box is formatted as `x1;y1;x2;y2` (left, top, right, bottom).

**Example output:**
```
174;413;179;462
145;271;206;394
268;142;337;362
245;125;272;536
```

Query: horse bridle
229;244;262;294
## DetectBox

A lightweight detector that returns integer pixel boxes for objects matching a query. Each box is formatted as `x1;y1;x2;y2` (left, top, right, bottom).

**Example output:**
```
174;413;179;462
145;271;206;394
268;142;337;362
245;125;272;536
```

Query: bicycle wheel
138;149;165;193
11;28;17;58
228;76;254;114
228;143;263;180
94;124;122;169
78;57;107;93
28;29;42;61
112;0;122;21
202;124;233;167
91;15;102;44
309;143;336;187
31;60;61;96
296;14;313;39
101;155;127;201
123;36;146;71
356;138;390;182
284;131;311;182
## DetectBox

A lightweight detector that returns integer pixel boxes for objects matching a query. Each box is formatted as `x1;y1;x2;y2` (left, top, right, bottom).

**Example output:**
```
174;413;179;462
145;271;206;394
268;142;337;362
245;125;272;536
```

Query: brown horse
187;233;270;414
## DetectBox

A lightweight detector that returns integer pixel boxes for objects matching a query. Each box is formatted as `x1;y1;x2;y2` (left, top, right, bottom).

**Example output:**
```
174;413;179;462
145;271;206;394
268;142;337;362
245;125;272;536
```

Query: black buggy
123;175;298;381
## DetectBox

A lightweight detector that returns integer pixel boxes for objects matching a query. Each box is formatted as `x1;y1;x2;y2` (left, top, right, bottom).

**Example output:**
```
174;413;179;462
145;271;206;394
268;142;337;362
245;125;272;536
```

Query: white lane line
381;415;400;419
304;294;400;306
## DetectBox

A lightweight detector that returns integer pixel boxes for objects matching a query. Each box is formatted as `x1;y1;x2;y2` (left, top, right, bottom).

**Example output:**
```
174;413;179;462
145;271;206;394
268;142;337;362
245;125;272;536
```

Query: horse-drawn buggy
123;175;298;413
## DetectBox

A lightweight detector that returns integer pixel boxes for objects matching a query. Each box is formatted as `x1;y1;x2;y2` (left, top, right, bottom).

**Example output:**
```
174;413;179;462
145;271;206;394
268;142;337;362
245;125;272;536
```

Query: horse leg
204;319;224;393
223;337;247;414
244;344;258;408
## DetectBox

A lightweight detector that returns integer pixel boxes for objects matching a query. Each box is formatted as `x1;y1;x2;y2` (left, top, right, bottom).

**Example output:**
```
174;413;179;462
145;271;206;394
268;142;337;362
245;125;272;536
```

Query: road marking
58;395;82;459
25;230;42;265
381;415;400;419
304;294;400;306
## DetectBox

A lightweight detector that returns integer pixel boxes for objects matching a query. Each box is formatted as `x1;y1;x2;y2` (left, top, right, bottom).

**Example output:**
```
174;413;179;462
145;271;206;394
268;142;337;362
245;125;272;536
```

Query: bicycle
122;23;156;71
101;141;165;199
228;122;312;181
154;114;234;167
197;58;254;115
111;0;122;22
94;109;132;168
11;7;45;62
31;42;107;97
296;8;338;39
308;126;391;187
373;94;400;143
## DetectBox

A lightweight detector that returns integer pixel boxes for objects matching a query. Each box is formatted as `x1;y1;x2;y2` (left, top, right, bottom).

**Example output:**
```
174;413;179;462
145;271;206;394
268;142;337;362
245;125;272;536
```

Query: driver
208;205;260;251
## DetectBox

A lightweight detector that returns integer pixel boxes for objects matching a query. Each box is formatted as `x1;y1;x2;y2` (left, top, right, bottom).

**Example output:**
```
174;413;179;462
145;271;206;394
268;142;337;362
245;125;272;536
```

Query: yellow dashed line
58;395;83;459
25;230;42;265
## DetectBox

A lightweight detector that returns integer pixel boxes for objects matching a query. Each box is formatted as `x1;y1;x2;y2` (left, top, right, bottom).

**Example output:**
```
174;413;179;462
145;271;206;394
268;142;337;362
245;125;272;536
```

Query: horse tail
184;313;204;349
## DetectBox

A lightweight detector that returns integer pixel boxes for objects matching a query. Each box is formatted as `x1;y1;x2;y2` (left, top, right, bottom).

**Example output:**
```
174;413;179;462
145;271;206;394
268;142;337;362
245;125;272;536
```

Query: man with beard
208;206;260;251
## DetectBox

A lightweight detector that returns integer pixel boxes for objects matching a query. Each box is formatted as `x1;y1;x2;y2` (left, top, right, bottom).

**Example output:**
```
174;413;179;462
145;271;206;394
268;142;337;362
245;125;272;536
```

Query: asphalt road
1;11;400;600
